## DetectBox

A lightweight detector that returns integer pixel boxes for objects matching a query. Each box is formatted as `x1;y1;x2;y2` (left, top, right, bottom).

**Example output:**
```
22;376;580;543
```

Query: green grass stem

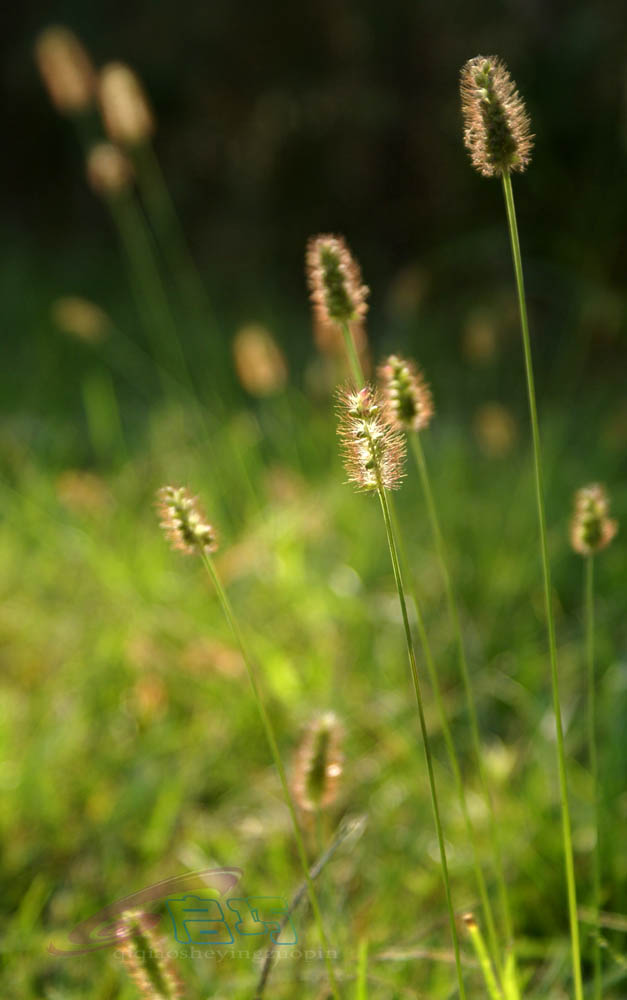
501;169;583;1000
585;554;602;1000
199;552;341;1000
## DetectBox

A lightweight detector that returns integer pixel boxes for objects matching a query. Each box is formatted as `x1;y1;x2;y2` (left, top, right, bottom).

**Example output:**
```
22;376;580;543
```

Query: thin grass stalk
339;317;466;995
356;937;369;1000
464;914;504;1000
133;141;218;336
388;496;502;976
255;816;365;1000
106;192;191;389
408;432;513;966
501;169;583;1000
585;555;602;1000
377;487;466;999
198;552;341;1000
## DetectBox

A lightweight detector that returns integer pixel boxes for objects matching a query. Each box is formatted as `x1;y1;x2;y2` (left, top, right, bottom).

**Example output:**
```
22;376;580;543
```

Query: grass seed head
306;234;369;326
337;384;406;492
379;354;433;433
35;26;96;115
233;324;288;396
460;55;533;177
99;62;155;146
292;712;344;813
116;910;183;1000
157;486;218;556
570;483;618;556
86;142;134;197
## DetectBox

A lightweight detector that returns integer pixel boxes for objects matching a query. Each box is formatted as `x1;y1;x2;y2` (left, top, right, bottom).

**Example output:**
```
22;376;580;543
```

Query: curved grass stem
199;553;341;1000
501;169;583;1000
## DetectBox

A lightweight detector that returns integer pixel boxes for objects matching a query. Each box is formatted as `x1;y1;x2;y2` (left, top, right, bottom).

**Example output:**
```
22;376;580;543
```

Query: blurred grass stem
501;169;583;1000
199;552;341;1000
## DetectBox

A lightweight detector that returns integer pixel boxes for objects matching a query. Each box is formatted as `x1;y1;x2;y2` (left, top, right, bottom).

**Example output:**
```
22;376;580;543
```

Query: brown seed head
35;26;96;114
86;142;133;197
233;324;288;396
116;909;183;999
337;384;406;492
460;55;533;177
378;354;433;433
292;712;344;813
99;62;155;146
306;234;369;326
570;483;618;556
157;485;218;556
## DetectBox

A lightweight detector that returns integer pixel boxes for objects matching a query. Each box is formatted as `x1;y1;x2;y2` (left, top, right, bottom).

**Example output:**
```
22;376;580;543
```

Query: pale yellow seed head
86;143;134;197
233;324;288;397
35;26;96;114
99;62;155;146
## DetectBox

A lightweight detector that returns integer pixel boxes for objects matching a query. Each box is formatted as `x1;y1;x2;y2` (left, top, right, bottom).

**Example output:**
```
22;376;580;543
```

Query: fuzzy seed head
117;910;183;999
337;384;406;492
86;142;133;197
570;484;618;556
35;26;96;114
306;234;369;326
460;55;533;177
233;324;288;396
157;486;218;556
292;712;344;813
379;355;433;433
99;62;155;146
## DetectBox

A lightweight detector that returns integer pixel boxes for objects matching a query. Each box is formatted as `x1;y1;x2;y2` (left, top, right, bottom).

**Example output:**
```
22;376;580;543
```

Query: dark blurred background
3;0;627;418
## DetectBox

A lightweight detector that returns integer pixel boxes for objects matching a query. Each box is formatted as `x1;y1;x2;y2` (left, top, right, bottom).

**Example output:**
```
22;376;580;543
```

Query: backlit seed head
157;486;218;556
35;26;96;114
337;384;406;493
460;55;533;177
306;234;369;326
99;62;155;146
233;323;288;396
292;712;344;813
570;483;618;556
86;142;133;197
378;354;433;433
116;909;183;999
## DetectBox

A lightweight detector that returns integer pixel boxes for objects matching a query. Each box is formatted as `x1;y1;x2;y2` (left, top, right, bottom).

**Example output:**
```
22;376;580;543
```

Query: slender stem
464;917;504;1000
340;321;365;386
377;488;466;1000
501;169;583;1000
389;496;503;979
255;815;365;999
409;432;513;969
337;319;466;995
199;554;341;1000
586;555;602;1000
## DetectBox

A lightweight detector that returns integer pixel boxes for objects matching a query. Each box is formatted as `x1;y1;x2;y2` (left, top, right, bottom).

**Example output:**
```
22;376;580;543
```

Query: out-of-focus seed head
51;296;110;343
99;62;155;146
35;26;96;114
86;142;133;197
460;55;533;177
306;234;369;326
157;486;218;556
570;484;618;556
116;909;183;999
378;355;433;433
292;712;344;813
233;324;288;397
337;384;406;493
